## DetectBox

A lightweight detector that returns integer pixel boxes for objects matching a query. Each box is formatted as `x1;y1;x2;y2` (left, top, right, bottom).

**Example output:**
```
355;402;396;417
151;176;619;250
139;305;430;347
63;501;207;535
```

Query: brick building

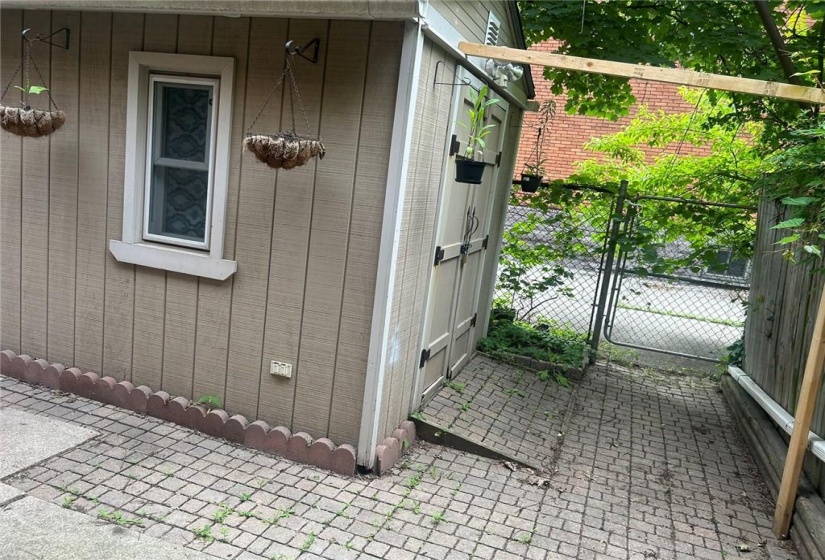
515;40;711;180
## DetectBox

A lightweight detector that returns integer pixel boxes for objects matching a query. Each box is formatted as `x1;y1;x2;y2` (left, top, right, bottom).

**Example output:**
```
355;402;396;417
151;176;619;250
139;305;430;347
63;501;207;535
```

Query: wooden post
773;285;825;538
458;42;825;105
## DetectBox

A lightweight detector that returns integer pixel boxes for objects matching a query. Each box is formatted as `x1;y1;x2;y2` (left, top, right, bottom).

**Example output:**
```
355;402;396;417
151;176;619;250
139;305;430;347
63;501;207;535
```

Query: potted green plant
455;85;500;184
520;160;545;193
519;99;555;192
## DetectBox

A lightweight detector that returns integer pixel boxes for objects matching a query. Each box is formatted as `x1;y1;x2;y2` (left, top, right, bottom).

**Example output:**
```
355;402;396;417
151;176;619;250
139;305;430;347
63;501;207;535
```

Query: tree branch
753;0;801;84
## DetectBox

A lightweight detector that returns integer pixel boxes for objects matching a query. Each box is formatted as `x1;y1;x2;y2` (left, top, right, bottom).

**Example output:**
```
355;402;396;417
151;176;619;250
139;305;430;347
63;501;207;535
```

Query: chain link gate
496;184;754;365
602;195;753;362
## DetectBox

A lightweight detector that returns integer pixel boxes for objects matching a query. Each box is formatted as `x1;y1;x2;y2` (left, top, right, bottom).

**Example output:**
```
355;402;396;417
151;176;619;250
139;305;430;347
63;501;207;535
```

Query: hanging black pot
455;158;486;184
520;173;542;193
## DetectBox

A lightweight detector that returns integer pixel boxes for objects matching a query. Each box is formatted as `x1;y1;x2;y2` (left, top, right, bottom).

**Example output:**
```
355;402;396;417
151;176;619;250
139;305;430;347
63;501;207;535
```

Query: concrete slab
0;497;212;560
0;482;24;506
0;407;97;477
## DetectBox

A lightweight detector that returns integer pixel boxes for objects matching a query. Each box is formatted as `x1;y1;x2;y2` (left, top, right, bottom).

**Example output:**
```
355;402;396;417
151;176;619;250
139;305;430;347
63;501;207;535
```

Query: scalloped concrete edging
0;350;356;476
374;420;416;476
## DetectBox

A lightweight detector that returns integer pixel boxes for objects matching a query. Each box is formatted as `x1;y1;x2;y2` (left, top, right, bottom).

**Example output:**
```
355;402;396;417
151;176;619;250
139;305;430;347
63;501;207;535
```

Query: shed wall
377;39;457;440
743;198;825;498
0;9;403;447
429;0;514;51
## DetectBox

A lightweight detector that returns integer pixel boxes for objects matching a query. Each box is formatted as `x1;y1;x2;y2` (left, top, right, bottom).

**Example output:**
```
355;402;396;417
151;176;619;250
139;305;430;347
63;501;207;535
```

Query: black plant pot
455;159;486;184
520;173;542;193
491;308;516;322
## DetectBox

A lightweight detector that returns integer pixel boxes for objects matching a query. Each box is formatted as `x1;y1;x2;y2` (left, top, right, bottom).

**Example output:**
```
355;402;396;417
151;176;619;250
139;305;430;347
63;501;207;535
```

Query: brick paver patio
0;356;799;560
418;355;576;472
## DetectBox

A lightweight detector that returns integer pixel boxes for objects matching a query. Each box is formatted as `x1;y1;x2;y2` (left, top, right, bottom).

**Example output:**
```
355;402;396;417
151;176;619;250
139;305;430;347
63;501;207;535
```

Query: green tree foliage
520;0;825;258
570;90;762;272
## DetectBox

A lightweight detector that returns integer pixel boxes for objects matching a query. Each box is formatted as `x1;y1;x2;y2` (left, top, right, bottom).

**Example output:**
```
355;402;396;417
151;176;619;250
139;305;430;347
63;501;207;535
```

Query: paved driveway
0;357;798;560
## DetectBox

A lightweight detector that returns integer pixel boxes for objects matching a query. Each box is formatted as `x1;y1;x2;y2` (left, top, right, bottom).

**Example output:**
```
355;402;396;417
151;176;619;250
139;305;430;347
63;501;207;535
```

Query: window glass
146;79;214;247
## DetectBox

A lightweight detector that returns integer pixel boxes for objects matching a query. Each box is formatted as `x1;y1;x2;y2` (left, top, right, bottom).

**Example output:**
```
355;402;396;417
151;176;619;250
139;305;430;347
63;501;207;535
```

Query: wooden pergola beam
459;42;825;105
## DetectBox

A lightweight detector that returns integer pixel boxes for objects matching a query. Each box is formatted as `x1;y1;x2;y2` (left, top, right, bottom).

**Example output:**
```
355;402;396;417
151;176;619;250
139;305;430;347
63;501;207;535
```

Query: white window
109;52;237;280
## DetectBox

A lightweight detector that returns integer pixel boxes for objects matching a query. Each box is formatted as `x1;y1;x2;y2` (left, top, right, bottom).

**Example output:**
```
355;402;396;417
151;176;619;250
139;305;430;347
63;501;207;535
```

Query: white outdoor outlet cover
270;361;293;378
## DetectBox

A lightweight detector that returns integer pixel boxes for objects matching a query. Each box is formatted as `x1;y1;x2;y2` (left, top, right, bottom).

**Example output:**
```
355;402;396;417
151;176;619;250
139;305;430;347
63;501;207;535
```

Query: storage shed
0;0;533;472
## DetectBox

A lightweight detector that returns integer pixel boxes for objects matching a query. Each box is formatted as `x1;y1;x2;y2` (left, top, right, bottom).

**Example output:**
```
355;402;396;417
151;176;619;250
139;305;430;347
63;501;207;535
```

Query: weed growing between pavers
97;508;144;527
444;380;467;394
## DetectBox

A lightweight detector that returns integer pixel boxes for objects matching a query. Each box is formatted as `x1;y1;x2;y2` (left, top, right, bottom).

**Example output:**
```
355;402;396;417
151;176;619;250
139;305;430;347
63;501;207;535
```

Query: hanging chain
22;40;30;106
246;61;289;134
0;62;22;104
1;36;59;110
30;54;59;110
285;57;313;136
247;54;314;138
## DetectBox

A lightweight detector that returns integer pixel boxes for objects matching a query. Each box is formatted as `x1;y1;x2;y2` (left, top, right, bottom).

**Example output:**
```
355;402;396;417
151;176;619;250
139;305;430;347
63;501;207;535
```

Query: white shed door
418;82;508;402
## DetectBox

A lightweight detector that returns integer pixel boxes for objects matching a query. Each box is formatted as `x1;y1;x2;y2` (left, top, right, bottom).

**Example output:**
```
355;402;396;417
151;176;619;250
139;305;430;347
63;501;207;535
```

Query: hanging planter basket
0;106;65;137
244;133;324;170
244;40;325;170
520;173;542;193
455;158;486;184
1;28;68;139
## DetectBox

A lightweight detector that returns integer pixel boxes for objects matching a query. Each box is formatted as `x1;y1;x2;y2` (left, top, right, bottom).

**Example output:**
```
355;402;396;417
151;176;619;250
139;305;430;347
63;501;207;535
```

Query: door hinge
419;348;431;368
470;313;478;327
482;234;489;250
433;246;445;266
449;134;460;156
495;152;502;166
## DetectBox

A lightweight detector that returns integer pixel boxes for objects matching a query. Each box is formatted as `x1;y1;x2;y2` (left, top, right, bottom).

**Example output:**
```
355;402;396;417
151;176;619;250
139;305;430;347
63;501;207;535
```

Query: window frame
143;75;218;250
109;51;237;280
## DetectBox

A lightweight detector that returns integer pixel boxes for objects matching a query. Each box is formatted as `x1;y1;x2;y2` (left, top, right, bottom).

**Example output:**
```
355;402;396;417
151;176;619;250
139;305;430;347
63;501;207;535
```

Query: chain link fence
495;187;754;364
496;184;616;338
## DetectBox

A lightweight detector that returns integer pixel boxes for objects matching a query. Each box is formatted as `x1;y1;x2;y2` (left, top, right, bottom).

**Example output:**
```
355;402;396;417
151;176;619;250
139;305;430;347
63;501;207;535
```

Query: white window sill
109;240;237;280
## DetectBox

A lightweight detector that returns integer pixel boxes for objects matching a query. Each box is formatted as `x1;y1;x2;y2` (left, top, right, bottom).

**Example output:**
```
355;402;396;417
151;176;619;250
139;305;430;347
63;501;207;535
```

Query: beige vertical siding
102;12;143;381
377;40;458;440
0;9;402;448
47;11;81;367
744;199;825;498
0;11;23;354
429;0;516;49
20;10;51;360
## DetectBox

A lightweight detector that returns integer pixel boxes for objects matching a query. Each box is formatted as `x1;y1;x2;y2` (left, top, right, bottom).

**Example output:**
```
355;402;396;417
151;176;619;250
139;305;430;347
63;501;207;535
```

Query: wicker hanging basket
1;33;66;139
244;52;324;170
0;106;65;137
244;133;325;170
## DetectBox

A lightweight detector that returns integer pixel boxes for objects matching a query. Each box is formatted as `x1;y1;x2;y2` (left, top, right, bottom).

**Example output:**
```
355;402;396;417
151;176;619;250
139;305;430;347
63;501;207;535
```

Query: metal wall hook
22;27;70;50
433;60;479;92
285;38;320;64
